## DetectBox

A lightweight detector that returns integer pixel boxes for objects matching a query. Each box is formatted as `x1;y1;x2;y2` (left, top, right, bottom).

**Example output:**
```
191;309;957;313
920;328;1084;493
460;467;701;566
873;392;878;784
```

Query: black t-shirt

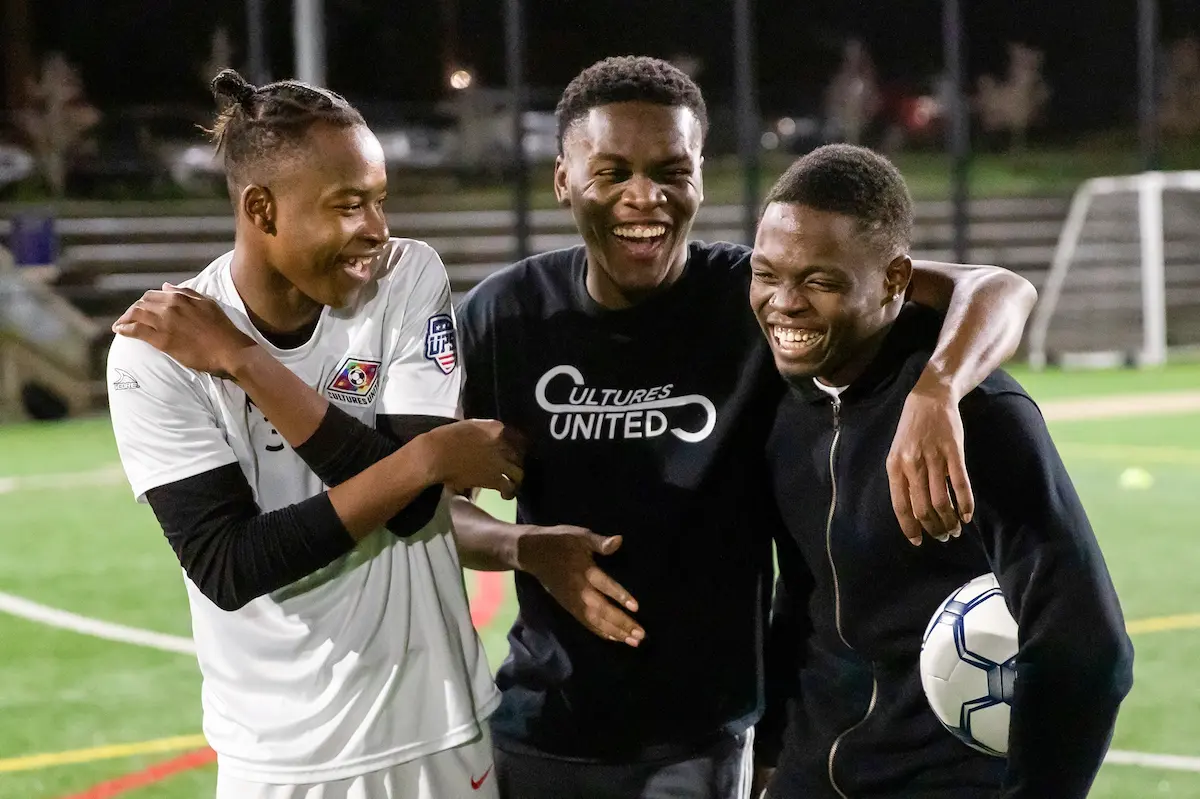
457;241;785;761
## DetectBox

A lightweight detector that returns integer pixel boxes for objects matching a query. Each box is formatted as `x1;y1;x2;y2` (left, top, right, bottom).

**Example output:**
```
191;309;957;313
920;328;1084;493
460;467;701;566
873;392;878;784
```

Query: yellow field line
1057;441;1200;467
0;611;1197;775
1125;613;1200;635
0;734;208;773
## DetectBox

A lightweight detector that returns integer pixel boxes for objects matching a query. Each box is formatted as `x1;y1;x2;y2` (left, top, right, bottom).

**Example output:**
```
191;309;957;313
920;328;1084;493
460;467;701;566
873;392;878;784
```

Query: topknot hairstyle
207;68;365;196
764;144;913;256
554;56;708;153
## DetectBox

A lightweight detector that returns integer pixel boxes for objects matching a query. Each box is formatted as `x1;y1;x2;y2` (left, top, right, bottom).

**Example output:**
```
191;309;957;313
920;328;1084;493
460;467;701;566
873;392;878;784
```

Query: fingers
497;472;518;501
584;555;638;613
574;585;645;647
923;455;961;539
886;451;925;546
111;305;162;339
905;457;948;542
586;532;622;558
165;284;208;301
946;452;975;524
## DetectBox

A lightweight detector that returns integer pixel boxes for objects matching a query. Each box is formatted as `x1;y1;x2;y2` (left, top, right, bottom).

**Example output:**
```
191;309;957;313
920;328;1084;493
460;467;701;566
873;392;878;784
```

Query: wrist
511;523;545;573
407;430;446;487
224;340;269;383
914;362;965;404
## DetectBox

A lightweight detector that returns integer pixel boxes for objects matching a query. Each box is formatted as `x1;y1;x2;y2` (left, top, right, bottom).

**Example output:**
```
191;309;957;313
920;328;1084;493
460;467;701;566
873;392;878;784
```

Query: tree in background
1160;36;1200;137
823;39;881;146
13;53;101;197
975;42;1051;154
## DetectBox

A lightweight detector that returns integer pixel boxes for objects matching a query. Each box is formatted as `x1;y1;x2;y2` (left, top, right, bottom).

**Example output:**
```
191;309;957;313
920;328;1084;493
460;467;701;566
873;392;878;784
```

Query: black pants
494;731;751;799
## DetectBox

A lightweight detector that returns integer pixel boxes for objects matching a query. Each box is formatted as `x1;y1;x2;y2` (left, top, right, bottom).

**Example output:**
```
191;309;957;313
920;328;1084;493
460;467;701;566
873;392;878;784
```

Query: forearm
227;344;329;445
450;494;524;571
908;261;1037;399
1002;667;1127;798
327;439;443;538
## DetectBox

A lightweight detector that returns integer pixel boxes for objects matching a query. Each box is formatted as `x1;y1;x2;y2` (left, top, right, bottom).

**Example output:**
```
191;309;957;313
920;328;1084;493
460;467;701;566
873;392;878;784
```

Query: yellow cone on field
1118;467;1154;490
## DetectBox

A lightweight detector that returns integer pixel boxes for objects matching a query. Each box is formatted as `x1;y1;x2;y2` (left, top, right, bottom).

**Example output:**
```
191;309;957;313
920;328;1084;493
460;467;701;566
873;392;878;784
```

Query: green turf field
1;364;1199;797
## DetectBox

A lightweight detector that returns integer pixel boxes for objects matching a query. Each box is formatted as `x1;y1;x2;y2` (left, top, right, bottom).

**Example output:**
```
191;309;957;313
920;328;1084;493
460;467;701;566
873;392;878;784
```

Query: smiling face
249;121;390;311
750;201;911;387
554;101;704;308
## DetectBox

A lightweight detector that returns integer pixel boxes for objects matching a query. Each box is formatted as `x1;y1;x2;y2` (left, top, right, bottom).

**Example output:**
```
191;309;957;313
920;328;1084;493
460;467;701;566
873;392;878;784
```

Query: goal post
1027;170;1200;370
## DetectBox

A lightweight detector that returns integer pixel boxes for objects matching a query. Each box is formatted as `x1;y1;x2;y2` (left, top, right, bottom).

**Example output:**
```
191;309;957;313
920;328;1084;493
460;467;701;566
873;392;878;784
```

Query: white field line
0;590;195;654
1;586;1197;778
1;585;1197;778
0;464;127;495
1105;749;1200;773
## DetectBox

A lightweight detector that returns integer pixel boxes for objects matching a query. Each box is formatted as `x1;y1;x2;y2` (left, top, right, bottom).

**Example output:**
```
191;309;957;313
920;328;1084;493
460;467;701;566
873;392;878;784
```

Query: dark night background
4;0;1200;133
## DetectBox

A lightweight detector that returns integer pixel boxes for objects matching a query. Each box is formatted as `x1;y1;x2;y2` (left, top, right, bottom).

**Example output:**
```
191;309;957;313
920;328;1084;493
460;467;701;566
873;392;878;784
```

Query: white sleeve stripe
379;403;459;420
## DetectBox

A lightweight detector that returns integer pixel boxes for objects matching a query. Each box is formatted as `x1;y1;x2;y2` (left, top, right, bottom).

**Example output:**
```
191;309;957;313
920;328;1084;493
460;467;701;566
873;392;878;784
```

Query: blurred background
1;2;1200;798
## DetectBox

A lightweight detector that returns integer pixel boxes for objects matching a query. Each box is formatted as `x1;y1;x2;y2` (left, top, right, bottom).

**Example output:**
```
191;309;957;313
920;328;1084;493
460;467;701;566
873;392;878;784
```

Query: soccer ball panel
962;596;1019;664
960;700;1010;756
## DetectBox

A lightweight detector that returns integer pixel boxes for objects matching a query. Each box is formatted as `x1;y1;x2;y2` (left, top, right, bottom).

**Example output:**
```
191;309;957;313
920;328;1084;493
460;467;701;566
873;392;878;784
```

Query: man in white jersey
106;69;519;798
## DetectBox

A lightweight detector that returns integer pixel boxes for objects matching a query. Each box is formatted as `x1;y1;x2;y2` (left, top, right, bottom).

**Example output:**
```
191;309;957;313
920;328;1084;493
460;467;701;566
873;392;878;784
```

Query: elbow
1102;628;1137;700
1009;270;1039;315
384;484;442;539
178;546;258;612
193;577;253;612
1064;625;1136;702
209;590;251;613
986;266;1039;318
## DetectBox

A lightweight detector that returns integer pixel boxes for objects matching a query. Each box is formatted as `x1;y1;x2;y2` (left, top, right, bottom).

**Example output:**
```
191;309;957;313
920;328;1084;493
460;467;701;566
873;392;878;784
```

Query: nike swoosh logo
471;764;493;790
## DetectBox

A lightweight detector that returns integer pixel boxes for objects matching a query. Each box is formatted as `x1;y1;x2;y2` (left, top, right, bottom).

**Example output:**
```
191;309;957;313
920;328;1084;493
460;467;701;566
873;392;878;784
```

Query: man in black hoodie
752;144;1134;799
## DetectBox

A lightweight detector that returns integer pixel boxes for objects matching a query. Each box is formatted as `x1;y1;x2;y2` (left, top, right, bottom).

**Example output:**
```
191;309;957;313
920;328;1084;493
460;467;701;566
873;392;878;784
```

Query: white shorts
215;728;498;799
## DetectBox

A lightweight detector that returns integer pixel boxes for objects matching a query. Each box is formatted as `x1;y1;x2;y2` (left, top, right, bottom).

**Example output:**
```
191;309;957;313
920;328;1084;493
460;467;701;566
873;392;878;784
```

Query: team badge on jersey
327;357;382;406
424;313;457;375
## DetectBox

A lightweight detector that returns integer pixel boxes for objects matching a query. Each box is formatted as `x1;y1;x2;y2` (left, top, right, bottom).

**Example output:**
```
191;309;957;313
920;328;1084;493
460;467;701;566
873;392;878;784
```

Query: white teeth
774;327;823;345
612;224;667;239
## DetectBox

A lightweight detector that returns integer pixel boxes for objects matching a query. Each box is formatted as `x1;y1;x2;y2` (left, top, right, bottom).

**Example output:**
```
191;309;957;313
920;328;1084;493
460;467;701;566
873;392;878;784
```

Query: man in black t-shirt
452;57;1038;799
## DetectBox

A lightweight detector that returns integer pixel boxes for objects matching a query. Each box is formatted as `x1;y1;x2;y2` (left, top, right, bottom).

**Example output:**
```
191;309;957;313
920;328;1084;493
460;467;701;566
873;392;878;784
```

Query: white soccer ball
920;573;1018;757
348;367;367;388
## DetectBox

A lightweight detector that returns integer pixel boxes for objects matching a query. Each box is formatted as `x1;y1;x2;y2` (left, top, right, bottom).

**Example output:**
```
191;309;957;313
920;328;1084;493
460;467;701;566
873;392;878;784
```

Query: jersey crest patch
424;314;457;375
327;357;382;406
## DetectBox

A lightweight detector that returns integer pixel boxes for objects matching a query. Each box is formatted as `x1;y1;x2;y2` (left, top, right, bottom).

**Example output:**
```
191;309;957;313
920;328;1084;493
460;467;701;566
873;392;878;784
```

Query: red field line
54;748;216;799
470;570;508;629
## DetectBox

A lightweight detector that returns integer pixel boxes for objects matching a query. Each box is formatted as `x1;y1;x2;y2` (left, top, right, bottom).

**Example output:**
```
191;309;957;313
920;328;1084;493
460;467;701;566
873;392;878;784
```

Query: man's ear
884;254;913;305
241;184;276;235
553;156;570;207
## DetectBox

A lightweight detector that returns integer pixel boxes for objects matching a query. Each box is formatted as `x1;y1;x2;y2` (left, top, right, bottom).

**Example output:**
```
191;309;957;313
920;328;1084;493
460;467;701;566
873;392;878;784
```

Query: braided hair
207;69;365;195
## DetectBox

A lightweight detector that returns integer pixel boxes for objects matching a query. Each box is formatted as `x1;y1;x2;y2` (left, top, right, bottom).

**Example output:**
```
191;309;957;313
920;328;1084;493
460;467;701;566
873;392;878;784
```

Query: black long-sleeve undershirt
293;406;452;535
144;409;454;611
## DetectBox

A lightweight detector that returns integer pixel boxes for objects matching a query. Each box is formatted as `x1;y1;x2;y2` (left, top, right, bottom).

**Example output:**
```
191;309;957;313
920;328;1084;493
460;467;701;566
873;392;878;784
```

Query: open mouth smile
771;325;826;357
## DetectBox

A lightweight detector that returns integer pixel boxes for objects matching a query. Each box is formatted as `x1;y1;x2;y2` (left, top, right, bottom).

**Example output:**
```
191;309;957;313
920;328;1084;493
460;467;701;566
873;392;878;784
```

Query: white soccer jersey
107;238;499;783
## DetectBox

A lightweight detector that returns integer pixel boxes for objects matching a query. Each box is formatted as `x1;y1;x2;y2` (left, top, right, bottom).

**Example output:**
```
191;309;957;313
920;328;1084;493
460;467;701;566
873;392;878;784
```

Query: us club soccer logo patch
326;357;382;406
424;313;457;375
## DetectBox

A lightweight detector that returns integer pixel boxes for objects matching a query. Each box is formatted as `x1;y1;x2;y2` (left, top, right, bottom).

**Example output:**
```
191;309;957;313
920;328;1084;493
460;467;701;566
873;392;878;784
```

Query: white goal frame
1027;170;1200;370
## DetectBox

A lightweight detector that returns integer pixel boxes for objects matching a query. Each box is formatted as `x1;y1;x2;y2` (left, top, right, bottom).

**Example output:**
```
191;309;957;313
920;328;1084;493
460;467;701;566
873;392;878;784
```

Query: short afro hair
764;144;913;257
207;68;365;200
555;56;708;154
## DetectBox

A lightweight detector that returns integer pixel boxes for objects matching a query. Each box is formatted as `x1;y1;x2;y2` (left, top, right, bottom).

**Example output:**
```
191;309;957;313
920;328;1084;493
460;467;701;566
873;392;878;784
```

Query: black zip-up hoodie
760;304;1134;799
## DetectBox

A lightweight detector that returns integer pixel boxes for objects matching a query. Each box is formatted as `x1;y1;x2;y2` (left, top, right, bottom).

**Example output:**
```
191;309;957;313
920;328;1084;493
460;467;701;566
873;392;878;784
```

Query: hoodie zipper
823;396;879;799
